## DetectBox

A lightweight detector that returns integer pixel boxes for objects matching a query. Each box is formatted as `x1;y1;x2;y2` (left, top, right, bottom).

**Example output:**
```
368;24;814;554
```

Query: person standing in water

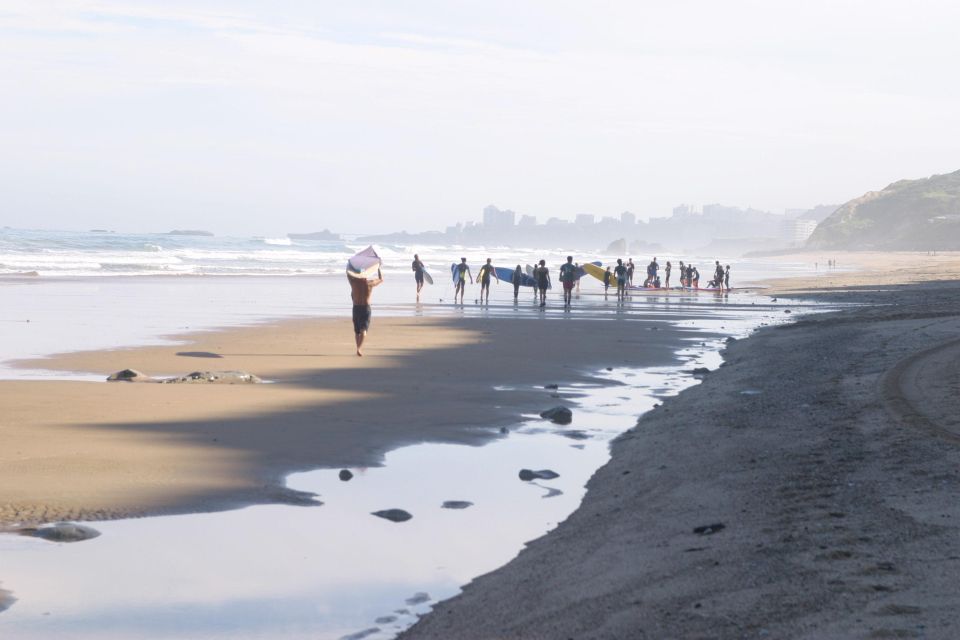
511;264;523;301
559;256;577;307
713;260;724;290
453;257;472;304
724;264;731;291
411;254;426;301
534;259;550;308
677;260;686;287
603;266;613;298
614;258;628;301
664;261;672;289
626;259;635;287
348;267;383;357
477;258;499;304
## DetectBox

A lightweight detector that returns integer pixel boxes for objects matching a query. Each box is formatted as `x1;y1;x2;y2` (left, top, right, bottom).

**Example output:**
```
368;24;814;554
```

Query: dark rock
372;509;412;523
106;369;151;382
519;469;560;481
405;592;431;605
693;523;726;535
691;367;711;375
499;427;508;434
544;383;559;389
558;430;590;440
0;586;15;613
784;309;792;314
375;616;398;624
340;627;381;640
339;469;353;481
162;370;262;384
540;406;573;425
441;501;474;509
175;351;223;358
24;522;101;543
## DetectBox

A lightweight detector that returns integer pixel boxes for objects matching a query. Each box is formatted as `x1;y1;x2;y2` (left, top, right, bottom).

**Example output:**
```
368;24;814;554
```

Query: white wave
263;237;292;246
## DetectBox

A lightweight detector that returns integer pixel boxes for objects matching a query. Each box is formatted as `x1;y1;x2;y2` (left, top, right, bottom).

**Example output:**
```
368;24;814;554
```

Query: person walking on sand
453;257;472;304
348;267;383;357
603;266;613;298
724;264;731;291
664;260;672;289
477;258;499;304
626;258;635;287
614;258;628;301
412;254;426;301
511;264;523;301
574;262;582;294
559;255;577;307
534;259;550;308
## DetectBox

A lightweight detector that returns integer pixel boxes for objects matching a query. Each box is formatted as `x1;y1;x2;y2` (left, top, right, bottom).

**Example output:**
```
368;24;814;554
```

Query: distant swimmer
614;258;628;301
412;254;425;301
453;257;472;304
511;264;523;301
664;261;672;289
559;255;577;307
724;264;731;290
348;267;383;357
534;259;550;308
477;258;499;304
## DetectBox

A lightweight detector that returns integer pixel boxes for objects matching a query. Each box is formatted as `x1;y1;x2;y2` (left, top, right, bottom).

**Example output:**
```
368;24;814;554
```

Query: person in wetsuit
511;264;523;301
477;257;499;304
453;257;472;304
412;254;425;301
614;258;628;301
664;261;672;289
534;259;550;308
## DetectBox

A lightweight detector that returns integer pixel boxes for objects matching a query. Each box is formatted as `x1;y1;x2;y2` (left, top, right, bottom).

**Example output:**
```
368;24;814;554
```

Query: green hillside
807;170;960;250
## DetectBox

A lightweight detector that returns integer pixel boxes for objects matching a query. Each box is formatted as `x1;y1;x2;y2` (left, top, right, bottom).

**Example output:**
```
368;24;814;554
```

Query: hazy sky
2;1;959;235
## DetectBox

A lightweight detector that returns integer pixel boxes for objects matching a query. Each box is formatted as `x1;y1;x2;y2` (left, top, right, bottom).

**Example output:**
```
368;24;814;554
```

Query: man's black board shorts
353;305;372;334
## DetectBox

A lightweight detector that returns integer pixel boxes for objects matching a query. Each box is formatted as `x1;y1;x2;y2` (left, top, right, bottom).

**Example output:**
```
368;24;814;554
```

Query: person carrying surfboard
412;254;426;301
477;258;499;304
534;259;550;308
348;267;383;357
614;258;628;301
453;257;472;304
559;256;577;308
511;265;523;301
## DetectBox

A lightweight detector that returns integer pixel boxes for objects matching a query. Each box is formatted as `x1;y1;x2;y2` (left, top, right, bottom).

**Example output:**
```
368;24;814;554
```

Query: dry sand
0;314;693;526
401;256;960;639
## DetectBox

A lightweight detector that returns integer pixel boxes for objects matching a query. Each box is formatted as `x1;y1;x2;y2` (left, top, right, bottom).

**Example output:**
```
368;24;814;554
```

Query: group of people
349;253;733;357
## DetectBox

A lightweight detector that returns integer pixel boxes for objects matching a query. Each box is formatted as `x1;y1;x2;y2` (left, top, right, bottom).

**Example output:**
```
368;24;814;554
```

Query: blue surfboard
494;266;536;287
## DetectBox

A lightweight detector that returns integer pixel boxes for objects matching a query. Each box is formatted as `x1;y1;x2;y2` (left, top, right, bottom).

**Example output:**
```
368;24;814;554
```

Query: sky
1;0;959;236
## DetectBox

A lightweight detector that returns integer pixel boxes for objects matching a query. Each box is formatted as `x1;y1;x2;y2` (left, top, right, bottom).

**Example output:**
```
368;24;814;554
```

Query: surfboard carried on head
346;246;382;279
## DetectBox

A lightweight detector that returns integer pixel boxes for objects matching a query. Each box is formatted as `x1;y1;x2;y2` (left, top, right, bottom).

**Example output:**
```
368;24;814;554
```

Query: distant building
546;217;568;226
672;204;700;217
782;219;818;246
483;205;516;228
575;214;595;226
517;214;537;227
620;211;636;226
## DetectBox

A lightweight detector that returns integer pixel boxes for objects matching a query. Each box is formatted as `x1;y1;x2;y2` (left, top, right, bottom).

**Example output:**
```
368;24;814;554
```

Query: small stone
372;509;412;523
693;523;726;535
540;406;573;425
24;522;101;543
338;469;353;481
441;501;473;509
106;369;151;382
519;469;560;481
405;592;430;605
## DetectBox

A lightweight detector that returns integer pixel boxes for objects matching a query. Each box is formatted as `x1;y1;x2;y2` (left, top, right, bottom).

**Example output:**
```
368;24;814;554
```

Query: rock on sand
372;509;413;523
540;406;573;424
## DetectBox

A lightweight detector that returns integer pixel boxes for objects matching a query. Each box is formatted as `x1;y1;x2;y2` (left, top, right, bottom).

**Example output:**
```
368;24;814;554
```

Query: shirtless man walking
348;268;383;357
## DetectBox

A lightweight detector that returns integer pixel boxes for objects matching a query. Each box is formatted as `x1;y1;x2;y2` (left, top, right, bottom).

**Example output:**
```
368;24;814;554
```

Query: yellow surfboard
582;262;613;285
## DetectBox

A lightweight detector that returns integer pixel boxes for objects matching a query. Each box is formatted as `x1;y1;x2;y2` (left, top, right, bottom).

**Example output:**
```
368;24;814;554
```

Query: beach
2;250;959;638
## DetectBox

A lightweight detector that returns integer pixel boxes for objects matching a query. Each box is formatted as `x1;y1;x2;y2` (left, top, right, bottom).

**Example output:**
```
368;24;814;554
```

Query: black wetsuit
412;259;424;284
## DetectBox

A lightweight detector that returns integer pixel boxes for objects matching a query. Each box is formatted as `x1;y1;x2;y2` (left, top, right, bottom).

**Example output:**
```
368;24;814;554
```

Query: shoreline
0;313;709;526
401;273;960;639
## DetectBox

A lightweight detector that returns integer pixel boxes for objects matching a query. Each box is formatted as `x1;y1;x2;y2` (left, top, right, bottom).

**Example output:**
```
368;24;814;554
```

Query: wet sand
401;260;960;639
0;314;694;526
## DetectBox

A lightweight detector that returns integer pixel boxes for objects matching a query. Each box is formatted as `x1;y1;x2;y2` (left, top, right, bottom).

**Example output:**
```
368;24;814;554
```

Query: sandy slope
402;272;960;639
